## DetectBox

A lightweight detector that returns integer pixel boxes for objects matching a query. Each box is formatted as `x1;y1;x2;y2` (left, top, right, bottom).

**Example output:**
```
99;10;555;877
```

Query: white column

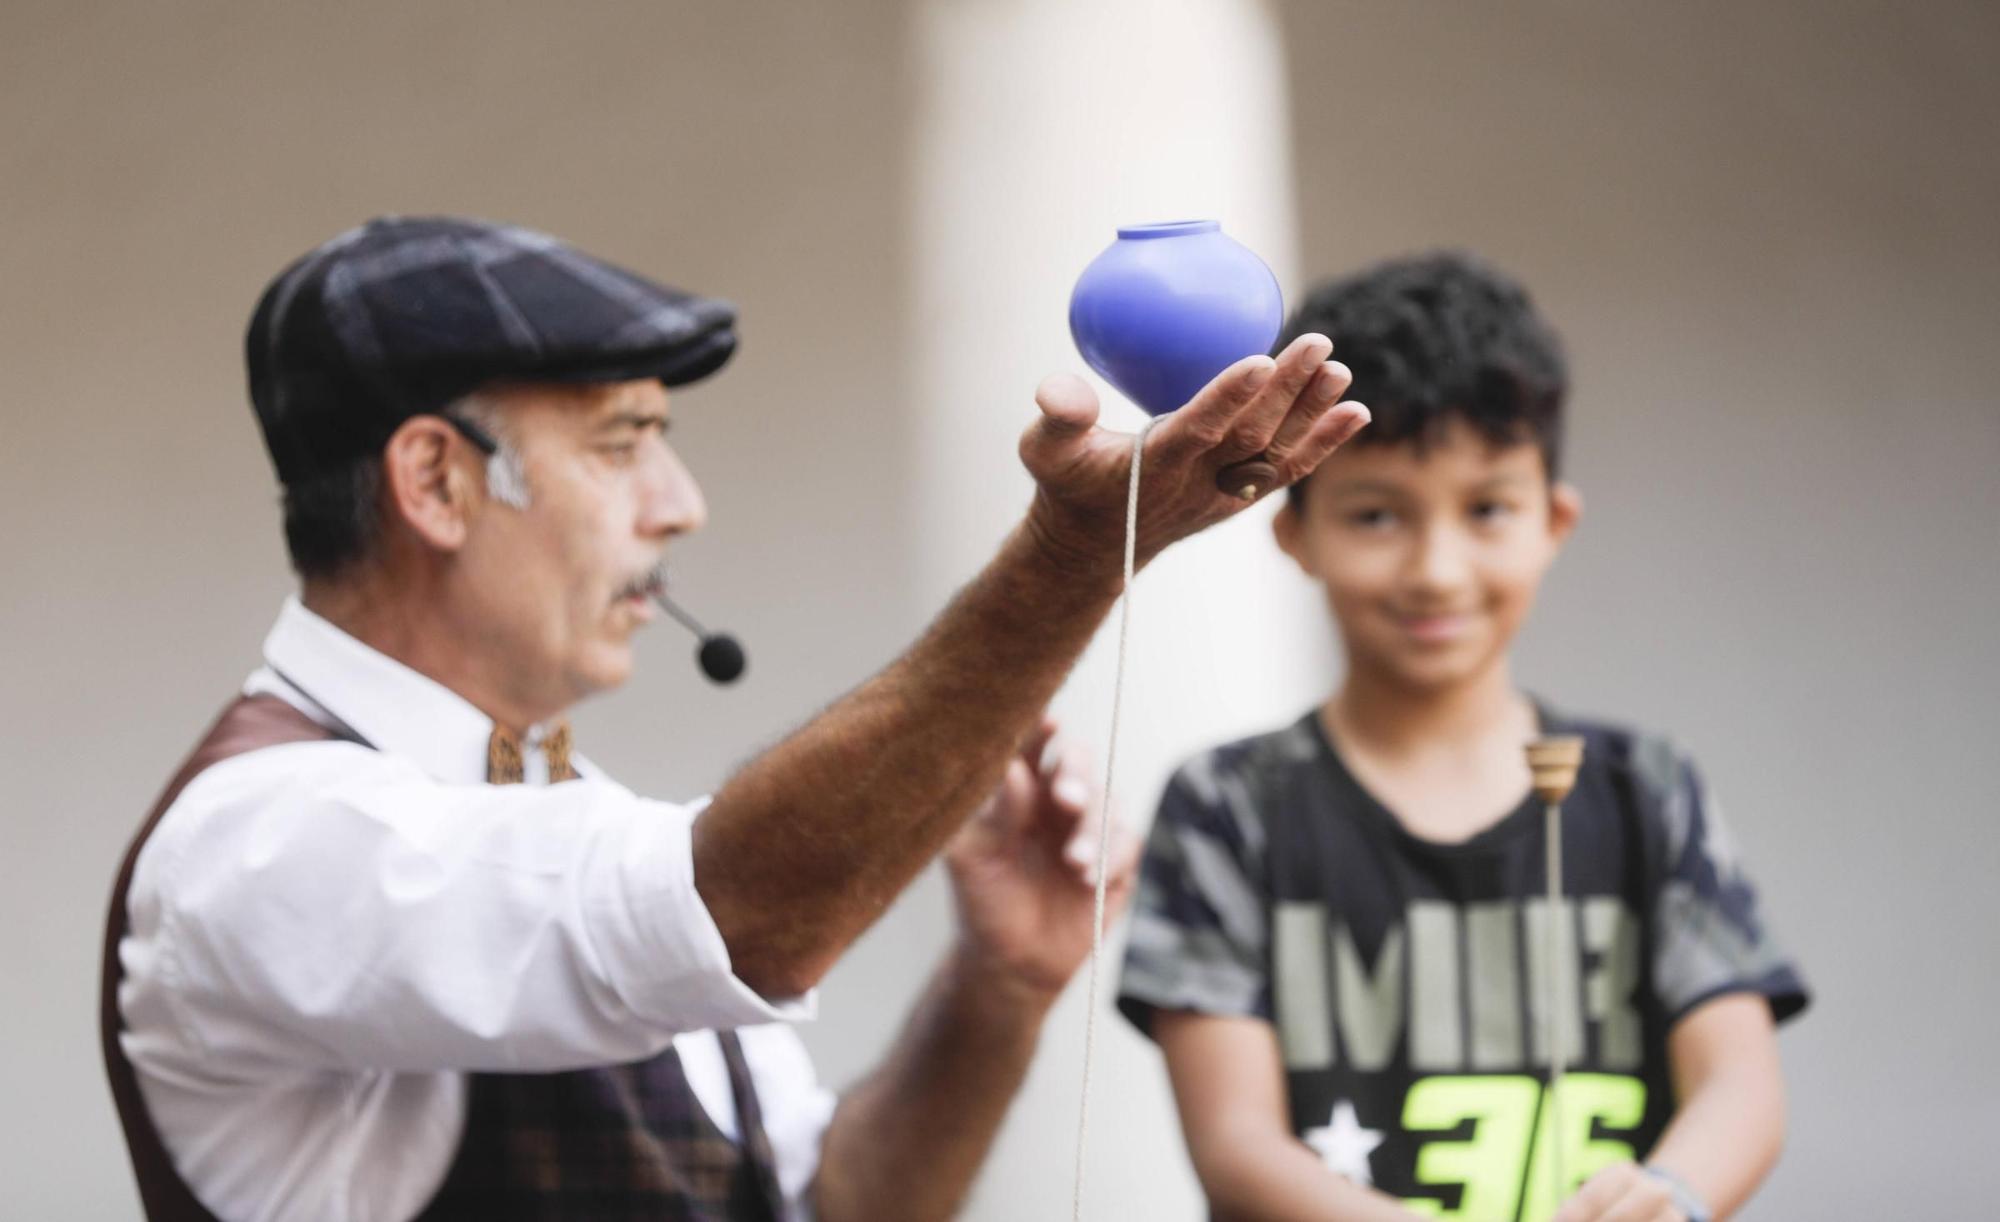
908;1;1324;1215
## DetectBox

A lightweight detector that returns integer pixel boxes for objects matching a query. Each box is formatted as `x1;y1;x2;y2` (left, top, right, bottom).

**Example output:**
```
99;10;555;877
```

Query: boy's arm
1558;738;1806;1221
1652;993;1787;1216
1155;1010;1431;1222
1554;993;1786;1222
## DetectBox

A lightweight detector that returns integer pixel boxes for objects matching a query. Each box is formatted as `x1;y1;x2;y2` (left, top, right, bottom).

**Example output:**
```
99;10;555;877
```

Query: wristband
1641;1165;1713;1222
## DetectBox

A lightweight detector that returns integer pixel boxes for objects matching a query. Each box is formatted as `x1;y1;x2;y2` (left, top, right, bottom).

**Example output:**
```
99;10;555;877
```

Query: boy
1117;253;1808;1222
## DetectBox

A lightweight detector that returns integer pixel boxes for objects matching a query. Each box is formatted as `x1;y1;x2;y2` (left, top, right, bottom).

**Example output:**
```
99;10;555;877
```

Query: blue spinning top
1068;220;1284;418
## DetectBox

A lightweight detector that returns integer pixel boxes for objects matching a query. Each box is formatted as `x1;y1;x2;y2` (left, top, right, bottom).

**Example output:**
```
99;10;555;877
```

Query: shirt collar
260;595;498;785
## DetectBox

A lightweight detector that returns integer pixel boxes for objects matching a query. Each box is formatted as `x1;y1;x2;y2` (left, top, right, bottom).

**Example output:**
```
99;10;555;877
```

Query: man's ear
1272;499;1315;576
381;416;480;553
1548;481;1584;549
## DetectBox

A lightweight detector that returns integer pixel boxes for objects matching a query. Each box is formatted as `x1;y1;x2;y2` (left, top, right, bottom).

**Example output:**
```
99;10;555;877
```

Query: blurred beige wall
4;2;1995;1219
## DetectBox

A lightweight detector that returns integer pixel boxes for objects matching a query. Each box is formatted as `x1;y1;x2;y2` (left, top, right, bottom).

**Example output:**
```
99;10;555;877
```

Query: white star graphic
1303;1099;1384;1186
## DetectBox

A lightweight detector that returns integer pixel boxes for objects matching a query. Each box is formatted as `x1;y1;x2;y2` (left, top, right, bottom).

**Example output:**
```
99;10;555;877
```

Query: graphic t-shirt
1118;707;1808;1222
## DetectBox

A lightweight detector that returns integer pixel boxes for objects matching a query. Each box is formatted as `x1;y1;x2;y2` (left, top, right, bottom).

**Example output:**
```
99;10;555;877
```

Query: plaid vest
101;694;786;1221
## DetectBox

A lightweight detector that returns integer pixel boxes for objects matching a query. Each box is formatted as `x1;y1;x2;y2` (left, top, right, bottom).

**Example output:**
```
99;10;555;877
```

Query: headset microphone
650;590;747;685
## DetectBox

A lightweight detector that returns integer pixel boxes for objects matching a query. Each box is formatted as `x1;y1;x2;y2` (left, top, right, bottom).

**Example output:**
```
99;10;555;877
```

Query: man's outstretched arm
696;334;1367;997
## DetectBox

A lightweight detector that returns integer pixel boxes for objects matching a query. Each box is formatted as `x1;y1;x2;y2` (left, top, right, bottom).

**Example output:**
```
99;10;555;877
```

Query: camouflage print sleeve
1637;737;1811;1027
1117;755;1272;1038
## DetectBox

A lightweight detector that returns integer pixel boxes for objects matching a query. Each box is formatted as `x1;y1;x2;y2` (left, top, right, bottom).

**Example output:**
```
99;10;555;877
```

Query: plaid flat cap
246;216;737;486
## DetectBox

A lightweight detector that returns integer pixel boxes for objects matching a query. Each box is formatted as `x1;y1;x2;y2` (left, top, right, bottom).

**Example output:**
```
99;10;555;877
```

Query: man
102;215;1368;1220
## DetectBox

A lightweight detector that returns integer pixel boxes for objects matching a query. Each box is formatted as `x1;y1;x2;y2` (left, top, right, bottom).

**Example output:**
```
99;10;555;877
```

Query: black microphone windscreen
698;634;747;684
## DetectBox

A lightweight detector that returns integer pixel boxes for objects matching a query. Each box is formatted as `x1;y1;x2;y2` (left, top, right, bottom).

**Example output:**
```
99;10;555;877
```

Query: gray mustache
617;563;669;602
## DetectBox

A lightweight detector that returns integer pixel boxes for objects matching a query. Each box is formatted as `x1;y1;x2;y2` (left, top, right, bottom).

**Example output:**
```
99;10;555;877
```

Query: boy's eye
600;442;639;463
1345;506;1396;530
1470;499;1513;522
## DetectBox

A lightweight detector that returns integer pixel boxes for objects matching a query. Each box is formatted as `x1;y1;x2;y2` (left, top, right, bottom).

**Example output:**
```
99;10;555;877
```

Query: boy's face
1274;418;1581;694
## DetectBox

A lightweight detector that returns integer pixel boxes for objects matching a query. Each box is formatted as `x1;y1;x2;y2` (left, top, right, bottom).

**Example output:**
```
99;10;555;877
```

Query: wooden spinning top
1525;736;1586;803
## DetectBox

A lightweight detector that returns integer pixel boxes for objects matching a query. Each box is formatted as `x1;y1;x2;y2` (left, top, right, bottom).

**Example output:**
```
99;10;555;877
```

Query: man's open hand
944;717;1139;1002
1019;332;1368;576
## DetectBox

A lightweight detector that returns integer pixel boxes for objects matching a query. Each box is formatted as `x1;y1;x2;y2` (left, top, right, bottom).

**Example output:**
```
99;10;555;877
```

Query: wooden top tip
1525;735;1585;763
1525;735;1585;801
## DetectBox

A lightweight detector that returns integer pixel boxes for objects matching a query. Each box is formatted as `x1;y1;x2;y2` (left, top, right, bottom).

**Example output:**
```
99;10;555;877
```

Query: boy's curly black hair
1280;251;1567;505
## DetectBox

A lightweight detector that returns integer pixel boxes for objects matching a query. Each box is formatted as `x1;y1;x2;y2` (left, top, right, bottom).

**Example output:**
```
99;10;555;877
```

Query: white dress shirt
118;597;836;1222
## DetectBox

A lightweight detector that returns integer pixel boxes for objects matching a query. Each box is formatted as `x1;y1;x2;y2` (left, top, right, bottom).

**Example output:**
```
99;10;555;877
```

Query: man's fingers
987;757;1039;835
1039;738;1094;864
1104;821;1142;893
1151;333;1344;481
1063;812;1128;885
1033;373;1099;434
1276;398;1371;486
1043;737;1093;813
1021;374;1101;467
1263;360;1355;463
1219;332;1335;459
1150;353;1274;465
1020;715;1061;774
1053;772;1090;808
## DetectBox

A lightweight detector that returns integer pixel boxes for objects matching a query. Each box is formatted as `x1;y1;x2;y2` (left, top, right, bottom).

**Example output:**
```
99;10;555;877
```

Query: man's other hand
1019;332;1368;576
944;716;1139;1002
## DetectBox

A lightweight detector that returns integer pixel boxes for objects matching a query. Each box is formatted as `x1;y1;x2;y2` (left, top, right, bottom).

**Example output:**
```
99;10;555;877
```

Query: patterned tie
486;720;580;784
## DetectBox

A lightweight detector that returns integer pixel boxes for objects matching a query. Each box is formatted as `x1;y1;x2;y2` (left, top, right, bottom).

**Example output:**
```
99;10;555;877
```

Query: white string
1071;416;1160;1222
1544;799;1567;1204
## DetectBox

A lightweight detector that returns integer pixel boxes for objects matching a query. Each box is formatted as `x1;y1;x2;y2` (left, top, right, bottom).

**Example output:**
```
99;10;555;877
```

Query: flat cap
246;216;737;485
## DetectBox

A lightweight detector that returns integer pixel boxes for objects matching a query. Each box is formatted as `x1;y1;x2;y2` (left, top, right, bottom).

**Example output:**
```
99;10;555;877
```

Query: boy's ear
1272;499;1313;574
1548;481;1583;547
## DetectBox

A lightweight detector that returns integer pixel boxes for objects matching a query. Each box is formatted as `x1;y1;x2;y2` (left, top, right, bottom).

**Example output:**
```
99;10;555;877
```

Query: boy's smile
1276;418;1581;694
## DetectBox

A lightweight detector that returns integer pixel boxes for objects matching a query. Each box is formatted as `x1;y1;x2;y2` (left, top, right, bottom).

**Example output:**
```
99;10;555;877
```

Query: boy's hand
1019;332;1368;577
1552;1161;1688;1222
944;717;1139;1003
